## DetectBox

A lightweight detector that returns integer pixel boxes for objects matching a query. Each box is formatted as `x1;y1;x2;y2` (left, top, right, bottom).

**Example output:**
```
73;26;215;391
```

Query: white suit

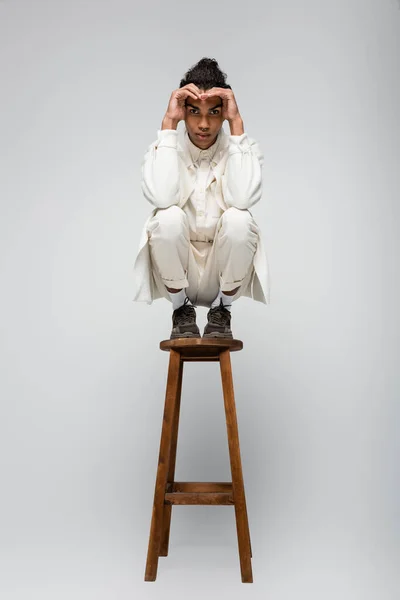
132;124;271;307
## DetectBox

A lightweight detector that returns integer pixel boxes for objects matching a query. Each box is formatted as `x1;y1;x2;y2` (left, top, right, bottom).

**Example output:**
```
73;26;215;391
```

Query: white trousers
147;206;259;307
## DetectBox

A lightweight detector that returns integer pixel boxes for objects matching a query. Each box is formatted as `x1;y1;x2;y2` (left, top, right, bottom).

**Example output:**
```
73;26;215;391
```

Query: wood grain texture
159;358;183;557
144;349;181;581
220;349;253;582
164;491;234;505
160;337;243;360
168;481;232;493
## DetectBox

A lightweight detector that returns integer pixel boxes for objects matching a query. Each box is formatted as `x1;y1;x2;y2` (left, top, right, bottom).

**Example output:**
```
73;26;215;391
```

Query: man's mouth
197;133;210;139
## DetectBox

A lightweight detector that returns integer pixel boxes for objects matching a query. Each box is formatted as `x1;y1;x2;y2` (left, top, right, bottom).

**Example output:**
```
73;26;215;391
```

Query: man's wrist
161;115;179;130
228;116;244;135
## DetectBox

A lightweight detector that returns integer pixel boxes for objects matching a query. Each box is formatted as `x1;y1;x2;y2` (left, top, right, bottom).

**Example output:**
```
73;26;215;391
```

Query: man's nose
199;116;210;129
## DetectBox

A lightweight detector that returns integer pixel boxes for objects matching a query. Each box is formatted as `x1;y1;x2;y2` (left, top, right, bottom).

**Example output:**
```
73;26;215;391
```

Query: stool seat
145;337;253;583
160;337;243;360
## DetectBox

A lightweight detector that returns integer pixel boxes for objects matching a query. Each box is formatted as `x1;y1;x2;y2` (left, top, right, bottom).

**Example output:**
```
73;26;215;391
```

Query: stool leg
219;349;253;583
244;497;253;558
220;349;252;559
159;358;184;556
145;349;181;581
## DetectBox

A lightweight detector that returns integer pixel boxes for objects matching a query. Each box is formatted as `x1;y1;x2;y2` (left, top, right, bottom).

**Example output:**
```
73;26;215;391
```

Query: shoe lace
208;298;231;325
174;297;197;325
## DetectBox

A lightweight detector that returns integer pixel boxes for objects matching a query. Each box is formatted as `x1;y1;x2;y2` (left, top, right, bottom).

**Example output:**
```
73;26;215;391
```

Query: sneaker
203;298;233;338
170;297;201;339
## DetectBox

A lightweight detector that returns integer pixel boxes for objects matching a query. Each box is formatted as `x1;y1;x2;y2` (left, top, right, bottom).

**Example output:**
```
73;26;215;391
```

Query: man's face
184;89;224;149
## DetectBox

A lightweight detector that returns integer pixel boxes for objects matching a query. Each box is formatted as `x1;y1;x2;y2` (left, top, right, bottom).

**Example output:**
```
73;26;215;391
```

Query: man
132;57;270;339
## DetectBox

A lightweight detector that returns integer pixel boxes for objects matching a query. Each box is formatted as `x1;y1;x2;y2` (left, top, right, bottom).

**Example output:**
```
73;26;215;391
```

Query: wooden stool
144;338;253;583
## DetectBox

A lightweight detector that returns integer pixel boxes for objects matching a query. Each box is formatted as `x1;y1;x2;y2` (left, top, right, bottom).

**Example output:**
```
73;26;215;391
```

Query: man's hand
162;84;202;129
203;87;241;121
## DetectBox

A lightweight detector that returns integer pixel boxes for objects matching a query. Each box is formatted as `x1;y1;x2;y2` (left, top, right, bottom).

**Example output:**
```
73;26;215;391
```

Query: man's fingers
178;90;198;101
205;87;231;98
185;92;198;101
183;83;202;97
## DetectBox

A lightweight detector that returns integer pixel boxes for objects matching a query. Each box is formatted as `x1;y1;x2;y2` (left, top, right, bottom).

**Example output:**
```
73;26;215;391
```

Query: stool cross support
144;338;253;583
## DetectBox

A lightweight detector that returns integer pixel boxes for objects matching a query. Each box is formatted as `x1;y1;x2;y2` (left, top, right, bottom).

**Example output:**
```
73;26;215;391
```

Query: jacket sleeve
141;129;181;209
221;133;264;210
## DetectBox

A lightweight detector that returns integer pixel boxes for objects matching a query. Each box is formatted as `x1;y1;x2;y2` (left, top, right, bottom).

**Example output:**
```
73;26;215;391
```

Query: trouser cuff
219;278;245;292
161;276;189;289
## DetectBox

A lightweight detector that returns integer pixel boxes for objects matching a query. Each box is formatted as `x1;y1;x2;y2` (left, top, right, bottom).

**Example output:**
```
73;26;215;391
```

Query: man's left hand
200;87;241;123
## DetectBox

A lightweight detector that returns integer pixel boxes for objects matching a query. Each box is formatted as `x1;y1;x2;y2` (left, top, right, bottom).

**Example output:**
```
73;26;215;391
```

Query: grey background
0;0;399;598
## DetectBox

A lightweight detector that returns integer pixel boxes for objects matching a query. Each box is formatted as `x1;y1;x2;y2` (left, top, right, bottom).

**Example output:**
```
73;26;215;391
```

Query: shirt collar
184;127;222;166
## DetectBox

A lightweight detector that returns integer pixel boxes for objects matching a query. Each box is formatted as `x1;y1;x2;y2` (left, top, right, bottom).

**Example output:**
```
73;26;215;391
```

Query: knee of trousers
219;207;256;244
149;205;188;243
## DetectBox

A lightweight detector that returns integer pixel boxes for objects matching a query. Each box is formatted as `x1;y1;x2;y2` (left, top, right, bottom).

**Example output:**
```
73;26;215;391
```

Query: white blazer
132;125;271;305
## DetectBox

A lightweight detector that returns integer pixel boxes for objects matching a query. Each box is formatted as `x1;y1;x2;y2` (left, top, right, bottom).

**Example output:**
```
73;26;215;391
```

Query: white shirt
184;129;224;246
184;129;226;276
184;128;229;277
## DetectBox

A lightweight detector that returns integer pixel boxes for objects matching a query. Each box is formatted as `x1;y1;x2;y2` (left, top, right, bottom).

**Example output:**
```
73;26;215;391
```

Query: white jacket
132;124;271;304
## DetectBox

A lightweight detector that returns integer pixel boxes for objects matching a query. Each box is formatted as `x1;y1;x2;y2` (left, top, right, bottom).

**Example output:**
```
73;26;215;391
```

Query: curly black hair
179;57;231;90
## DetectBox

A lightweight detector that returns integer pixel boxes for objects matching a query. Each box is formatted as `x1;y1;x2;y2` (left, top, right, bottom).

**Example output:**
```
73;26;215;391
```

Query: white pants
147;206;259;307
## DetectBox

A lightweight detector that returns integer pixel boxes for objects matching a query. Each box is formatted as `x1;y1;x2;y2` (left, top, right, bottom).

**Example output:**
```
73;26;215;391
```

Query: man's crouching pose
133;57;270;339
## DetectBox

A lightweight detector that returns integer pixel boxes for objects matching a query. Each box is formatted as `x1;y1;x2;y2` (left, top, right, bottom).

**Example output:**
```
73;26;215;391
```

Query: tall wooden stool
144;338;253;583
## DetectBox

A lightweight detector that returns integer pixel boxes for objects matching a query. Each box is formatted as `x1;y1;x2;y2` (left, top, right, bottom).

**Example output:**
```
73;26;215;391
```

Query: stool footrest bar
165;491;234;505
166;481;233;493
165;482;234;505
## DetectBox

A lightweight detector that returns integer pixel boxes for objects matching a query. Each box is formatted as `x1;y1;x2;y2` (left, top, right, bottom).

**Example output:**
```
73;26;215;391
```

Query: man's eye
188;108;219;115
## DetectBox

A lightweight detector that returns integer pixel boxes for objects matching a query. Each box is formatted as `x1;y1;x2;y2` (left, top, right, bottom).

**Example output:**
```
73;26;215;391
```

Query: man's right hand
161;84;203;129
